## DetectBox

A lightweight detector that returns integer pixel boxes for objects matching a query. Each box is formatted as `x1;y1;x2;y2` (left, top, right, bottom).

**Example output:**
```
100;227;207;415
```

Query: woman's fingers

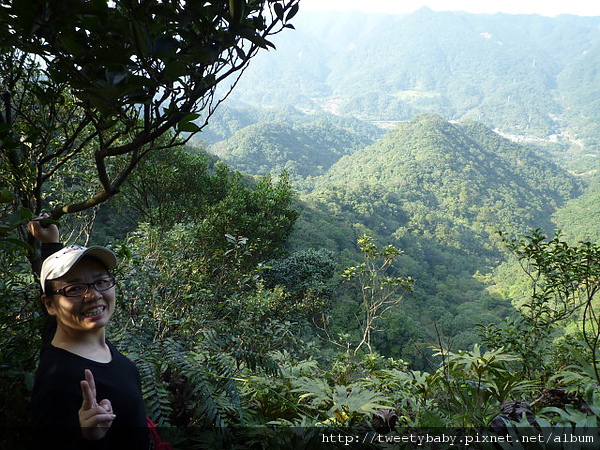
80;405;117;427
80;407;116;441
80;370;97;410
27;214;59;242
79;369;117;439
84;369;96;394
98;399;112;414
79;370;115;440
80;405;116;426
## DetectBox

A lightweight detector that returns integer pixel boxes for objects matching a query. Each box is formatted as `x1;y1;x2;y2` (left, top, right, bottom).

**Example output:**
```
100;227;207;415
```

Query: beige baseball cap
40;245;117;293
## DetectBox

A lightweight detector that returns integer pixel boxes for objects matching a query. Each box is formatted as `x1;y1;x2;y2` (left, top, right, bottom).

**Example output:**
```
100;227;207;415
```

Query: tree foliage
101;145;299;262
0;0;299;257
341;235;413;356
261;247;337;318
483;230;600;382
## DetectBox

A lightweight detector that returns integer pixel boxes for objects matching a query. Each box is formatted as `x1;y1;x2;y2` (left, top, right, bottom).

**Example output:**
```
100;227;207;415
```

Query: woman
28;219;153;449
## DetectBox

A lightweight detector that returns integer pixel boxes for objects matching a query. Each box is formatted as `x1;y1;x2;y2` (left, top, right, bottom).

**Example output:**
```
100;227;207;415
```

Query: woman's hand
79;369;116;441
27;214;59;243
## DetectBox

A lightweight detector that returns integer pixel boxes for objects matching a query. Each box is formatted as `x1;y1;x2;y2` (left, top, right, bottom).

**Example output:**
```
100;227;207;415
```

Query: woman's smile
45;258;116;333
81;305;107;319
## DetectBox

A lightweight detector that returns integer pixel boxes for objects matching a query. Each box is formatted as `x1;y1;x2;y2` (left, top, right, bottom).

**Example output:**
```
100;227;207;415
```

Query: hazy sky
299;0;600;17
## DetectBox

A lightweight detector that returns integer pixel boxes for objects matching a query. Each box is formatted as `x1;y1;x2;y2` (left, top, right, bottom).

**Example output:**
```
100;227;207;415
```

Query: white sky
299;0;600;17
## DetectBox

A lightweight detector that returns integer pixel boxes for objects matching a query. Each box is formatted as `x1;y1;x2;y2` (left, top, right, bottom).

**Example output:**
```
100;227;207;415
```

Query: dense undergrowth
2;208;600;448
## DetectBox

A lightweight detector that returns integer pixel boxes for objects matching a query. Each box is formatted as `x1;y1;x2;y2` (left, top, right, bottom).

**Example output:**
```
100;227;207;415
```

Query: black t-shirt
30;341;151;450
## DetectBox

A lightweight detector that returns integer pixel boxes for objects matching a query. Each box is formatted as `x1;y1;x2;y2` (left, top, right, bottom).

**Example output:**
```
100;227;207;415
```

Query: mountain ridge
291;114;582;259
214;9;600;150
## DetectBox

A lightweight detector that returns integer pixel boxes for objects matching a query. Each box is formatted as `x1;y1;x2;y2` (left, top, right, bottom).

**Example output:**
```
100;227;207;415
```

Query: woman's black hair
40;283;57;345
43;281;55;297
41;316;57;344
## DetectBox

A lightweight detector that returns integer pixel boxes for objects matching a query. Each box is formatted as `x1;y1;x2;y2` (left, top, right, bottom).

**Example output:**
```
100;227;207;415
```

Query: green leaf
0;238;33;252
0;189;15;203
57;33;85;57
19;207;33;221
153;36;179;55
177;121;201;133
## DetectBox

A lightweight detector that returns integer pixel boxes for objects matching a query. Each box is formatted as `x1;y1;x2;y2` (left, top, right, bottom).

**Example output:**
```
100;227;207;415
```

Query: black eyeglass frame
51;276;116;297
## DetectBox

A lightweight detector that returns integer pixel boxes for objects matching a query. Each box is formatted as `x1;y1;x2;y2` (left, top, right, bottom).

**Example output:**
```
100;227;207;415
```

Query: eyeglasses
52;276;116;297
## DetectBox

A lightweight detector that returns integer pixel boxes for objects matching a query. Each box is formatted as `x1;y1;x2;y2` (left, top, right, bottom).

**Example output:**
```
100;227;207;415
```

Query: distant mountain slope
220;8;600;148
299;114;582;258
284;114;585;356
554;170;600;244
207;114;382;179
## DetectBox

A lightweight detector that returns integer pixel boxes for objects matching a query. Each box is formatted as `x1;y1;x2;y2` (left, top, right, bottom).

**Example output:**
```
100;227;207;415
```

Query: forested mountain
273;114;581;358
207;111;581;255
207;113;382;181
215;8;600;152
195;8;600;362
553;169;600;243
305;113;580;243
200;103;589;359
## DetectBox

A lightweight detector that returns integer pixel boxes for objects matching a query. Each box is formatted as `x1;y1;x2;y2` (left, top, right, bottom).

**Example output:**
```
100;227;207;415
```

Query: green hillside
204;109;584;359
554;169;600;243
205;111;583;265
278;114;581;359
207;113;383;182
203;109;586;359
314;114;579;242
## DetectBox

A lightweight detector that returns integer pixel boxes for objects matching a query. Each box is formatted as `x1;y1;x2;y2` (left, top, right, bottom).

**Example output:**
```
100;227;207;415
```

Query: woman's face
43;258;116;334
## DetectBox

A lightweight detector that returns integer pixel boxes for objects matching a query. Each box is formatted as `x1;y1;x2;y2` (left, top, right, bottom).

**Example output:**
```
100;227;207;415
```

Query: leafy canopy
0;0;299;257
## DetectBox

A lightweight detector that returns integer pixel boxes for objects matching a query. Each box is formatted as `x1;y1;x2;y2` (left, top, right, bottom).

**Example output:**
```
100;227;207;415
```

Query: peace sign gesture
79;369;116;441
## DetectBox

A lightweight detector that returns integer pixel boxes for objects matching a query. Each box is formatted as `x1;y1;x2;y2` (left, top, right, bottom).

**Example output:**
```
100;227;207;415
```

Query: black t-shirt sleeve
41;242;64;262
